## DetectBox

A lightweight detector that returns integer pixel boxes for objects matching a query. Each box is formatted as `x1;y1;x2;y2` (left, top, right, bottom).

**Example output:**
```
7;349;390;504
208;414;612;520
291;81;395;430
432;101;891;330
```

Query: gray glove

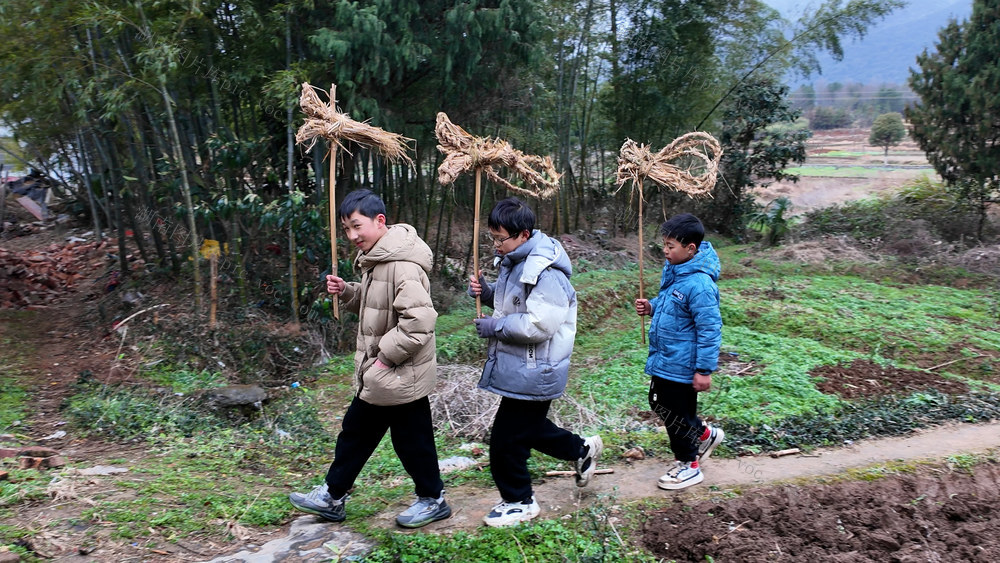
474;316;499;338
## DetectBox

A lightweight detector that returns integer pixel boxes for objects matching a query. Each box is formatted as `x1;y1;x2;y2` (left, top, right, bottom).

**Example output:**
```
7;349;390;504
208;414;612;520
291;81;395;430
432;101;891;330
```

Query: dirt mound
642;462;1000;563
949;245;1000;275
768;236;875;264
812;359;970;400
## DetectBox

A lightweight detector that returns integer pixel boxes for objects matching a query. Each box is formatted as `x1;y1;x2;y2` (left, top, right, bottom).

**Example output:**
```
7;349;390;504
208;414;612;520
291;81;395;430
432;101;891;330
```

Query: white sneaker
575;435;603;487
697;425;725;462
482;496;541;527
657;461;704;490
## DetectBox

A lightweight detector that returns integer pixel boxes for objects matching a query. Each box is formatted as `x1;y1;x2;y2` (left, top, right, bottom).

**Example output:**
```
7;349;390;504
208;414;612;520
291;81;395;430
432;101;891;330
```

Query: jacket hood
674;241;720;282
357;223;433;273
501;230;572;284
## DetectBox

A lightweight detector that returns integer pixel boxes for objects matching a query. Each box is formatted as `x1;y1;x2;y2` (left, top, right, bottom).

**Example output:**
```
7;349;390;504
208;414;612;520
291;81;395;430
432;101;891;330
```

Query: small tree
748;196;793;246
869;112;906;165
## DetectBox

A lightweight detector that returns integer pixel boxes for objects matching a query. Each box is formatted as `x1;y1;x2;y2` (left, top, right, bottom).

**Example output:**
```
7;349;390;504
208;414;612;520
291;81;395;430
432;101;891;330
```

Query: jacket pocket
361;363;413;406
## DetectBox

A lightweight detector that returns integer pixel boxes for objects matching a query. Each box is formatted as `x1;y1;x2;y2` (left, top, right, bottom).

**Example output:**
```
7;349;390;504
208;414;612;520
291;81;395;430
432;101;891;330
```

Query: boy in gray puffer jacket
468;197;602;528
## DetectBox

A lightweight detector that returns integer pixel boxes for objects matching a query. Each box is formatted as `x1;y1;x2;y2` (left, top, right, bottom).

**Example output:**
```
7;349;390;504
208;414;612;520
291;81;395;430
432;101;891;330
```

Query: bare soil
753;128;938;215
642;462;1000;563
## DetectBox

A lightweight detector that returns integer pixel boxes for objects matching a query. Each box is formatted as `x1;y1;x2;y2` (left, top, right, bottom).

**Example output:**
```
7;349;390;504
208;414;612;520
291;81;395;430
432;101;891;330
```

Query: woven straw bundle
434;112;560;199
615;132;722;198
295;83;413;166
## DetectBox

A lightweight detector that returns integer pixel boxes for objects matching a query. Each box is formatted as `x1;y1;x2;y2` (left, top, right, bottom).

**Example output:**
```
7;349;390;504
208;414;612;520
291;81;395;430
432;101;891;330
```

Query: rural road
205;419;1000;563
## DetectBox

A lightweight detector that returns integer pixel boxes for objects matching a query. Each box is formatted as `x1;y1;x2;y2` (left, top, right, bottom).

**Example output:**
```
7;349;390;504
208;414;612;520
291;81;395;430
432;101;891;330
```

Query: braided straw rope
295;83;413;167
434;112;560;199
615;132;722;199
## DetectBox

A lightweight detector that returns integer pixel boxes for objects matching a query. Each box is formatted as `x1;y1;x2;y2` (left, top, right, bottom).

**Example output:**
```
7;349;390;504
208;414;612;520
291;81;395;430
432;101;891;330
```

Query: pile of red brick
0;240;108;309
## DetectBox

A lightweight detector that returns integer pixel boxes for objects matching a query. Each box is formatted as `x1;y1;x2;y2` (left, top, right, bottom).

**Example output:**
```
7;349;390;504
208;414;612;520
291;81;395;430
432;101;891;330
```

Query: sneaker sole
396;505;452;528
288;496;346;523
657;471;704;490
576;436;604;487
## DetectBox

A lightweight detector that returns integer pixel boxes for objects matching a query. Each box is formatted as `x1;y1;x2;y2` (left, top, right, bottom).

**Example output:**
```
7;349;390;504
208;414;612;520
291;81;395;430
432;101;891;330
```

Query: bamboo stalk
328;83;340;321
473;168;482;317
637;179;646;345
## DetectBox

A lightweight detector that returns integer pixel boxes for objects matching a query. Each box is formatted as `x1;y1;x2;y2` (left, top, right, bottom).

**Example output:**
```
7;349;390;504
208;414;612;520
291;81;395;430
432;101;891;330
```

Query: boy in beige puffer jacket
288;189;449;529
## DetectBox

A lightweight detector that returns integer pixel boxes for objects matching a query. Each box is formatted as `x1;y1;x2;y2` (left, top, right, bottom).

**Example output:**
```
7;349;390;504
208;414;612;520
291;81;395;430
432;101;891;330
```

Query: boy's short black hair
488;197;535;235
339;189;386;221
660;213;705;247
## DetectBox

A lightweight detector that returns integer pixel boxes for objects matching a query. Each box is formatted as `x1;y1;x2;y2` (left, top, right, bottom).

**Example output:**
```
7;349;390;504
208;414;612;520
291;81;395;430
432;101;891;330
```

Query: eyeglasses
489;233;518;246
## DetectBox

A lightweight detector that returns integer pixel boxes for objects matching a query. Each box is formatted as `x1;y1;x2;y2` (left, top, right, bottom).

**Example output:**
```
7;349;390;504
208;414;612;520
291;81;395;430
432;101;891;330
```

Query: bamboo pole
328;85;340;321
637;180;646;344
473;168;482;317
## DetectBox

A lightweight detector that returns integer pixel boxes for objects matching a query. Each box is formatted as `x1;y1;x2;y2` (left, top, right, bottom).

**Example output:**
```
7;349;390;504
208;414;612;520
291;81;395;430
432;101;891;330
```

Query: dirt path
203;420;1000;563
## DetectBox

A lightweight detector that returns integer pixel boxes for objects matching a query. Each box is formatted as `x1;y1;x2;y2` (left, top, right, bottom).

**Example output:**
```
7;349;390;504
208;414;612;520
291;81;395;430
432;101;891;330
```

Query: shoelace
305;483;329;503
665;462;687;478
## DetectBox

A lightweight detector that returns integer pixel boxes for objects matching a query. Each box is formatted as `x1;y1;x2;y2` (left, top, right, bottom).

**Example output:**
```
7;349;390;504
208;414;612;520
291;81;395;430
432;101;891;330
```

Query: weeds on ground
365;493;656;563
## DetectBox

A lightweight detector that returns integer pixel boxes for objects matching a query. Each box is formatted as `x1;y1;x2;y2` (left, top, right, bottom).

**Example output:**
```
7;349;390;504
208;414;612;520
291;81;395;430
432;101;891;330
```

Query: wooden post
209;254;218;328
473;167;482;317
328;85;340;321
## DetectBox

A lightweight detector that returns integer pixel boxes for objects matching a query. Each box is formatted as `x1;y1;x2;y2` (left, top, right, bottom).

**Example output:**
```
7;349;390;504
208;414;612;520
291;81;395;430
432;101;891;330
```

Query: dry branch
295;83;413;167
434;112;560;199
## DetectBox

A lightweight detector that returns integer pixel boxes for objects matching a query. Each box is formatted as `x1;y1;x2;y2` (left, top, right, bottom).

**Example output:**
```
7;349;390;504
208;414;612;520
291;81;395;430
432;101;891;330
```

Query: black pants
490;397;585;503
648;377;704;463
324;395;443;499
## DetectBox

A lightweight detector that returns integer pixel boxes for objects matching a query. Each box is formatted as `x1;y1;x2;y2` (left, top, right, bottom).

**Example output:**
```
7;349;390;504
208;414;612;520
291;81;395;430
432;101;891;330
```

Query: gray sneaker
395;491;452;528
288;483;347;522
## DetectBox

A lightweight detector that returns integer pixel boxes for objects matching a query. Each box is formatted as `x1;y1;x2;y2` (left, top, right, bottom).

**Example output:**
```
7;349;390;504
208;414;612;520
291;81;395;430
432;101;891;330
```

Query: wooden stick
328;85;340;321
473;167;482;317
209;254;218;328
924;354;989;372
545;468;615;477
770;448;801;458
637;178;646;344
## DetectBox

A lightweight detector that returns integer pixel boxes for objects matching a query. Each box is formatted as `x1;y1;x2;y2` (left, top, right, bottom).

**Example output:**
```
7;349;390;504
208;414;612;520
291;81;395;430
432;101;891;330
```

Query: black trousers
490;397;585;503
324;395;444;499
648;377;704;463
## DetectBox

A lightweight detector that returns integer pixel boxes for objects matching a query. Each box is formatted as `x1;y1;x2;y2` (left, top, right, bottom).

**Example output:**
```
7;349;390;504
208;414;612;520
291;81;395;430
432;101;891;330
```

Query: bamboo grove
0;0;901;323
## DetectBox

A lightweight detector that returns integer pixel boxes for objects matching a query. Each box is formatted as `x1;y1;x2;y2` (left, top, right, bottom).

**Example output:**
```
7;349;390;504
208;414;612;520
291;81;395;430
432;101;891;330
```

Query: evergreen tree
907;0;1000;240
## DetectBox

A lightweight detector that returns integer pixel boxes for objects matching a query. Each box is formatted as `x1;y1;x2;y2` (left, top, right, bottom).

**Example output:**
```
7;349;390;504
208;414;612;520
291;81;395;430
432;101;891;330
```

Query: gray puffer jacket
475;230;576;400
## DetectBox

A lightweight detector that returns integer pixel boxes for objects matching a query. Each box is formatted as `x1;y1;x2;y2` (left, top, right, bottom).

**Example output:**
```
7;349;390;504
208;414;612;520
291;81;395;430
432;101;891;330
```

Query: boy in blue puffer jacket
634;213;724;490
468;197;602;527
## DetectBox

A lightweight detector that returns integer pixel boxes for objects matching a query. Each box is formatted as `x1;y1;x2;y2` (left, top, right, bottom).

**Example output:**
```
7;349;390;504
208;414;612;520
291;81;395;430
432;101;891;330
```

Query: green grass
4;247;999;559
0;312;35;431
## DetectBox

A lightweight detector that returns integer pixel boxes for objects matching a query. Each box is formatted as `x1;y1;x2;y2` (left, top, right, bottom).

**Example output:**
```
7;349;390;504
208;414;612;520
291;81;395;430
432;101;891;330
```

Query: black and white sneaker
483;496;541;527
575;435;603;487
395;491;452;528
657;461;704;490
288;483;347;522
697;425;725;462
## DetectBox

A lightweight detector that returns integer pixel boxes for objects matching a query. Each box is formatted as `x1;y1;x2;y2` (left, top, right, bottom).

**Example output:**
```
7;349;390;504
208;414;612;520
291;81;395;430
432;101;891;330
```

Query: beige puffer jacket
339;224;437;406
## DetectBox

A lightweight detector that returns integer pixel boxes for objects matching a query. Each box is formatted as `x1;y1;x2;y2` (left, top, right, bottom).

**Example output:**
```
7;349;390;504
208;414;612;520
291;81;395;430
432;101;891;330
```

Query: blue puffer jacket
476;231;577;400
645;241;722;384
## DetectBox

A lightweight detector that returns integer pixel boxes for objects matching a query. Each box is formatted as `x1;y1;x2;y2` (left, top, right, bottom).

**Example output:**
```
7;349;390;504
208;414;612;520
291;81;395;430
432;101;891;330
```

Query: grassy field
2;244;999;561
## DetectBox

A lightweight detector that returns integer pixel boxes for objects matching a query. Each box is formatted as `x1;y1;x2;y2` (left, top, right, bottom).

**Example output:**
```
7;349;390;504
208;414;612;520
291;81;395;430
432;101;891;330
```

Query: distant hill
769;0;973;87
